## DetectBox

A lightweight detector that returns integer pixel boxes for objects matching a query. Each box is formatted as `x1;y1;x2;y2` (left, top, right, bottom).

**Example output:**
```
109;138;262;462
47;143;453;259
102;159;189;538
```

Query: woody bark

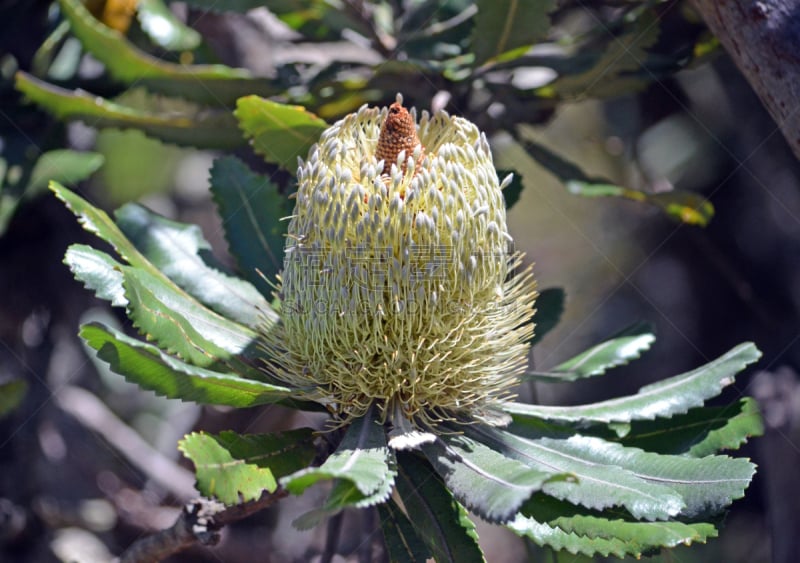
692;0;800;161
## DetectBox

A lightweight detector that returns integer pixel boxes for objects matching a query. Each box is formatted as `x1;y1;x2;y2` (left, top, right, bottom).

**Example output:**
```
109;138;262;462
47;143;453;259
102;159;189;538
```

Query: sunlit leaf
235;95;327;170
137;0;202;51
81;322;292;407
17;73;243;149
506;343;761;424
28;150;104;194
619;398;764;457
58;0;272;105
65;245;127;307
178;428;316;504
525;321;654;381
422;431;555;523
115;203;274;328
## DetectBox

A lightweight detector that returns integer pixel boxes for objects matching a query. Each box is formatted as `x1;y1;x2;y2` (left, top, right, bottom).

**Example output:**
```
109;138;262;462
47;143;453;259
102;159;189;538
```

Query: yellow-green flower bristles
260;96;538;429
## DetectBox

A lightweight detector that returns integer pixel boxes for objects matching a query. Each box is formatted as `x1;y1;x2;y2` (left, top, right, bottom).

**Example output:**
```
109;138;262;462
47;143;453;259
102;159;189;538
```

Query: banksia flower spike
261;94;538;436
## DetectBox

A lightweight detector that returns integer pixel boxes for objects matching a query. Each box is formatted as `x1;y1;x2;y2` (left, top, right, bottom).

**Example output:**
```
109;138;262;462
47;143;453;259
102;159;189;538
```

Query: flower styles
261;95;537;429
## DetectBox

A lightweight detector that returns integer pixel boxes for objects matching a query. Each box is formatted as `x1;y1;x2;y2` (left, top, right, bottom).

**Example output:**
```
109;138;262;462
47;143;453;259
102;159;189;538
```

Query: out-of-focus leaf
507;343;761;424
0;380;27;417
16;73;243;149
525;321;654;382
210;156;290;293
497;168;524;210
378;501;432;563
282;407;394;496
81;322;293;407
28;149;104;194
65;245;127;307
235;95;327;170
422;432;555;523
178;428;316;504
115;203;274;329
137;0;202;51
396;452;485;563
470;0;557;66
529;287;564;346
620;398;764;457
524;139;714;226
536;10;660;99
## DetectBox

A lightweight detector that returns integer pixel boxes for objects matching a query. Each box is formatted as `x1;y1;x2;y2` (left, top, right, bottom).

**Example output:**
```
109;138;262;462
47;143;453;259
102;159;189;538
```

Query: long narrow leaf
506;343;761;424
525;321;655;382
422;432;556;523
81;322;292;407
464;425;684;520
396;452;485;563
378;501;432;563
281;407;394;496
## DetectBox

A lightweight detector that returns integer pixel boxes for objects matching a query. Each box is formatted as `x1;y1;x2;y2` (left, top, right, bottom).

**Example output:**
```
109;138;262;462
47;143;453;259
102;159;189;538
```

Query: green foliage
209;156;290;291
54;176;761;560
235;96;328;170
525;321;655;382
471;0;556;65
179;429;316;503
0;379;27;417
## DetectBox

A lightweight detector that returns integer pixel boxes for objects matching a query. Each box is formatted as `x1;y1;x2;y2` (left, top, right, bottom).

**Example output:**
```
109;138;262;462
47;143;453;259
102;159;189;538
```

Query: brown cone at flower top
376;100;425;175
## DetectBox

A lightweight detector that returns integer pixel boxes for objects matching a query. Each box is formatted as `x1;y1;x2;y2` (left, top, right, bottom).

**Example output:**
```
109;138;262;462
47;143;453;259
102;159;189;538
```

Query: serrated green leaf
525;321;654;382
137;0;201;51
506;343;761;424
529;287;564;346
178;428;315;504
57;0;271;105
282;407;392;496
421;431;555;523
535;435;755;518
396;452;485;563
235;95;327;170
210;156;289;292
64;245;127;307
115;203;275;329
120;266;263;377
620;398;764;457
507;513;644;559
17;73;243;149
463;424;684;520
471;0;557;66
81;322;292;407
0;379;27;417
524;139;715;226
378;501;432;563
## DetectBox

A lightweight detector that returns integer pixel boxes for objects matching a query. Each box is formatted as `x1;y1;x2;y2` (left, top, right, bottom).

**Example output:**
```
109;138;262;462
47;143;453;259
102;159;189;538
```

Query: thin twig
119;490;289;563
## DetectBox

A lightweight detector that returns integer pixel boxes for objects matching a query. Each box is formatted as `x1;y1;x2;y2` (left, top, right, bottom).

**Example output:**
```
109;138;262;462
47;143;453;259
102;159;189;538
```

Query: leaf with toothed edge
65;245;127;307
421;431;559;523
506;343;761;424
524;321;655;382
81;323;293;407
178;429;316;504
396;452;485;563
281;407;393;496
115;203;274;329
460;424;685;521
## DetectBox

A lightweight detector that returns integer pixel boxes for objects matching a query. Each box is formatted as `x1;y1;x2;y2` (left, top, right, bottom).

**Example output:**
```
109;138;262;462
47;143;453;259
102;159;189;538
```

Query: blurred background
1;1;798;561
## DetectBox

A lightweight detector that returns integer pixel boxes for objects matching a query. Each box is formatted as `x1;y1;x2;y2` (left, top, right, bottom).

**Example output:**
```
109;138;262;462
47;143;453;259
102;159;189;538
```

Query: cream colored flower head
261;94;537;431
